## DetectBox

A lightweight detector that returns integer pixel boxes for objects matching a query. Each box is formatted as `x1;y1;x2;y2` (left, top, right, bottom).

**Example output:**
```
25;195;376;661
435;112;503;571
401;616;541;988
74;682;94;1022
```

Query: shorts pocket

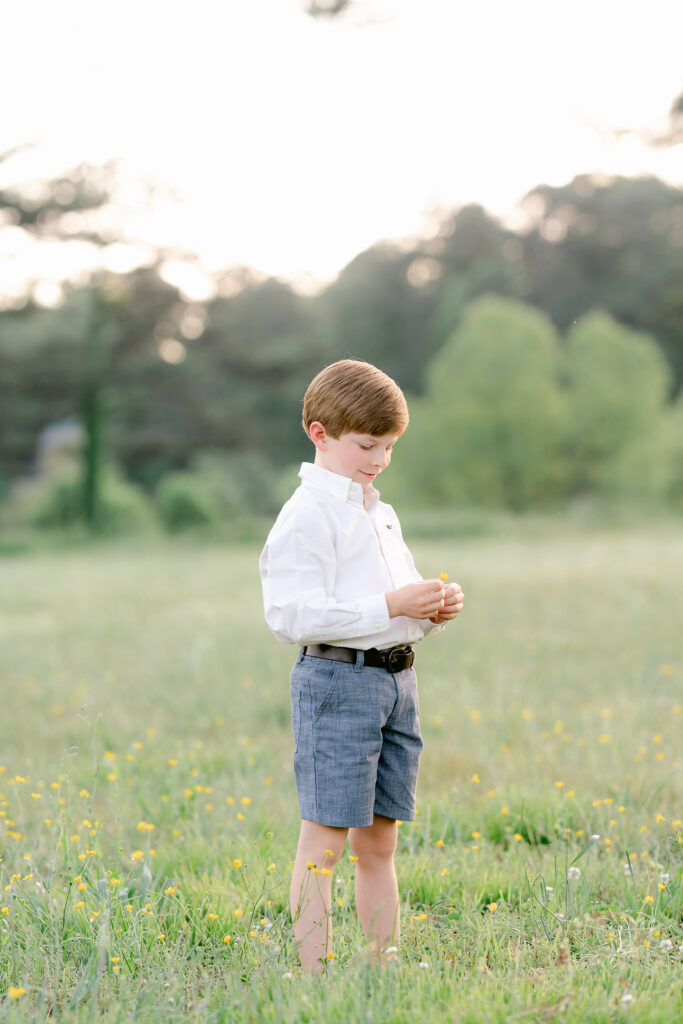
304;661;341;721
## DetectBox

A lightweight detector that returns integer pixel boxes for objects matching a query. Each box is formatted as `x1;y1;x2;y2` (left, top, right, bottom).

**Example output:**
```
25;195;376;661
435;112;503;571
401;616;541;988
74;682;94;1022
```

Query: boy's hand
385;580;448;620
428;582;464;624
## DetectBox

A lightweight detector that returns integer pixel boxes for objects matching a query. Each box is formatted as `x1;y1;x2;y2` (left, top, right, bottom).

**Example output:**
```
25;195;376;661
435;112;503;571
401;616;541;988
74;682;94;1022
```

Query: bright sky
2;0;682;297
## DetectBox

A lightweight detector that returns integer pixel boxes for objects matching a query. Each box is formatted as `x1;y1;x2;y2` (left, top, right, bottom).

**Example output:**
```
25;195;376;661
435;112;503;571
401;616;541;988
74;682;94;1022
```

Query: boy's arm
260;507;391;645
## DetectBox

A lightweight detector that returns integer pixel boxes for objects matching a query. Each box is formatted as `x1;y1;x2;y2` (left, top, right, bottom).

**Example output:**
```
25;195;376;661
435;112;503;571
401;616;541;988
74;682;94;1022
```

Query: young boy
259;359;464;973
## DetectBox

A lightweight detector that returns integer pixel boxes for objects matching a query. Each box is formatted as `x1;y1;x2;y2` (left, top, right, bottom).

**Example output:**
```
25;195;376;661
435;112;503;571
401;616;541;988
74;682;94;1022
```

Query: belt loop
297;647;306;664
354;649;365;673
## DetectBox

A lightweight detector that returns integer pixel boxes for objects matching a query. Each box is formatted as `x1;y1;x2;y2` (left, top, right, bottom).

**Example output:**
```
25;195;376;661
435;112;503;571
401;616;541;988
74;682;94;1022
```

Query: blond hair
302;359;409;439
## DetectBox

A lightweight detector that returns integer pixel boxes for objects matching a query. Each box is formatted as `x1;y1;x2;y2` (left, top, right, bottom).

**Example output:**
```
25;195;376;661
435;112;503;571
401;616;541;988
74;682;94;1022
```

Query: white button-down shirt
259;462;443;650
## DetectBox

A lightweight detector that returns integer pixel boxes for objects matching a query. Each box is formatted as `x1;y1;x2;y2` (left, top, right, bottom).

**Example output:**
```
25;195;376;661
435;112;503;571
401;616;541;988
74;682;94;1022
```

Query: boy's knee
298;820;347;866
349;821;398;862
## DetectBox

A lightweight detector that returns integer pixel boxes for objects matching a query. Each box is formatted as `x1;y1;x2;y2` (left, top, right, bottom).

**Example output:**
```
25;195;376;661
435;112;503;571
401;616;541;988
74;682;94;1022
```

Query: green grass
0;525;682;1022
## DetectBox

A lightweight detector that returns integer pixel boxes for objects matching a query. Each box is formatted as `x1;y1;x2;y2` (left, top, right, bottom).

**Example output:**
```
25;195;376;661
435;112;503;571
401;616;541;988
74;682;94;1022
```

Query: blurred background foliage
1;141;683;537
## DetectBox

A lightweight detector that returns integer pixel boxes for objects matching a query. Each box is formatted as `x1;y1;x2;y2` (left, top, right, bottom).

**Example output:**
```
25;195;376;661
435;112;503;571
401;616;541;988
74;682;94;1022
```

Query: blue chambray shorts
289;648;424;828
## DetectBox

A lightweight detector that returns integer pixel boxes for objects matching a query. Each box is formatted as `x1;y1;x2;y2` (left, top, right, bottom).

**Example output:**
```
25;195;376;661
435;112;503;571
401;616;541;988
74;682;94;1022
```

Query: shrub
31;470;155;534
156;472;222;532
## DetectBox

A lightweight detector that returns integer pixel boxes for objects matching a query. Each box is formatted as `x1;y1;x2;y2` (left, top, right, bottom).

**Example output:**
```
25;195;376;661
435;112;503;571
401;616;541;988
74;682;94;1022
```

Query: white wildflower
418;961;429;969
659;939;673;953
567;866;580;880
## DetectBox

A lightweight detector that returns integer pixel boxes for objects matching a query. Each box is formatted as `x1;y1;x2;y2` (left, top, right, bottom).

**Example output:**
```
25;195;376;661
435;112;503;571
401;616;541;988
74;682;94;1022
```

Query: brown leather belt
302;643;415;673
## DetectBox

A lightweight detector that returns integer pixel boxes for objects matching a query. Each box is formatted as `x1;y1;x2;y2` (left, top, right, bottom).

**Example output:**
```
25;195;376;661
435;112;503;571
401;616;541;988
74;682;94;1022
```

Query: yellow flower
488;902;498;912
124;904;133;912
267;863;276;872
441;868;448;876
597;735;611;744
240;797;251;806
471;774;480;784
656;814;665;824
107;773;118;782
75;900;85;908
233;859;242;869
77;882;88;892
8;987;26;999
321;868;332;877
164;886;177;896
1;907;8;915
208;913;218;920
236;813;245;821
167;759;178;767
223;934;231;943
436;839;444;847
500;807;509;816
104;751;116;761
337;897;343;907
157;934;165;942
131;850;144;862
644;895;654;904
513;834;524;842
554;781;565;789
111;957;120;964
439;571;449;582
471;830;481;839
233;908;243;917
348;855;359;863
31;793;41;800
658;883;666;891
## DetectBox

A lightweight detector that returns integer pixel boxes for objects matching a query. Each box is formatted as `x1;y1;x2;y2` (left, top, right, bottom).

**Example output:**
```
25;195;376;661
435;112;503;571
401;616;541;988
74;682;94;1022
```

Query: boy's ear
308;421;327;449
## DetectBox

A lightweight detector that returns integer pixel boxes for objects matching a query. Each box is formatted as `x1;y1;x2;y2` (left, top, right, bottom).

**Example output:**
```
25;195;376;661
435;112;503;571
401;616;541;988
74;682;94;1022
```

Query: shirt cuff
359;592;391;638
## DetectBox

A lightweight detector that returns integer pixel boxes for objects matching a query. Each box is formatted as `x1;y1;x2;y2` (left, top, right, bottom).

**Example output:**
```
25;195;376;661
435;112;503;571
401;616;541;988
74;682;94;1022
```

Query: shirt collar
298;462;380;508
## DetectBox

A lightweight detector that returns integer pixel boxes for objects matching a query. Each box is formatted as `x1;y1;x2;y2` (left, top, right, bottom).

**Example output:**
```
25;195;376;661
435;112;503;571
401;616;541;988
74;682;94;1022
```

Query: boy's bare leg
348;813;400;959
290;819;348;973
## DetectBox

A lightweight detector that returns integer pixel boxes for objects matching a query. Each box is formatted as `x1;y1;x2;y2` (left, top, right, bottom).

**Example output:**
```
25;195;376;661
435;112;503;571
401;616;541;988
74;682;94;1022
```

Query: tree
518;175;683;390
318;242;438;394
389;296;566;511
562;312;673;501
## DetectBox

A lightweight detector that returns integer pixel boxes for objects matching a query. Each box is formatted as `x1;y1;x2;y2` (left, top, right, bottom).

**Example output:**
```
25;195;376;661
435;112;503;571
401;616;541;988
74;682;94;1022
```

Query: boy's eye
359;444;373;451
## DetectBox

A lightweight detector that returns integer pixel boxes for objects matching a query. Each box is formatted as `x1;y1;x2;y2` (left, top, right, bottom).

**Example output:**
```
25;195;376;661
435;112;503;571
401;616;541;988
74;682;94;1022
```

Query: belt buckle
387;644;413;672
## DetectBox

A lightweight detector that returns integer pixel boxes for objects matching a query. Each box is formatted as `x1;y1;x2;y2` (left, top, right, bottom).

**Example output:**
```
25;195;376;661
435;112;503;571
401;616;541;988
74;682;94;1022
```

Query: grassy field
0;525;681;1022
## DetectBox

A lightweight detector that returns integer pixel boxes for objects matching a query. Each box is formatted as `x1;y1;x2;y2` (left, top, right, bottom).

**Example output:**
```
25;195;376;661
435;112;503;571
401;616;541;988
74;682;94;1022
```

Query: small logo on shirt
386;523;393;529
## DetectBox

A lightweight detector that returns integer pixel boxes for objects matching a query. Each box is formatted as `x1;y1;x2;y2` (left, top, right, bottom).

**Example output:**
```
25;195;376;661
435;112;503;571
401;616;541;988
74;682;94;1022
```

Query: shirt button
374;624;381;630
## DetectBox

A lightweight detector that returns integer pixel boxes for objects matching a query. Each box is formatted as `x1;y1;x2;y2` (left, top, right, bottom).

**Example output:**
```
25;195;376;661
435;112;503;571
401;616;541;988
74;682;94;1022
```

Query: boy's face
310;424;398;491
